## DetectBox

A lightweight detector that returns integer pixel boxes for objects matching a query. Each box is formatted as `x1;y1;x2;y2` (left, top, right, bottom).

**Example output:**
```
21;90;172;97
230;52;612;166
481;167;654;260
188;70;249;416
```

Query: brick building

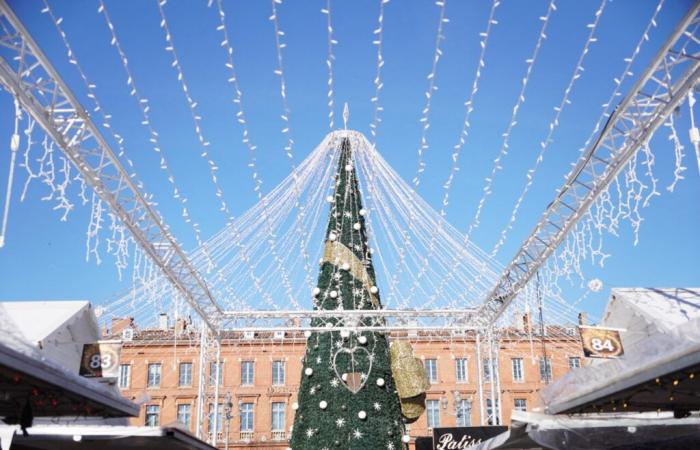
110;316;582;449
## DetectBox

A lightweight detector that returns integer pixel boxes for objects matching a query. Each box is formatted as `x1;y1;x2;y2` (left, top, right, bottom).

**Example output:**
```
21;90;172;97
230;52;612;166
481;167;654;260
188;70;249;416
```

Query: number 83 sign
578;326;624;359
80;342;122;378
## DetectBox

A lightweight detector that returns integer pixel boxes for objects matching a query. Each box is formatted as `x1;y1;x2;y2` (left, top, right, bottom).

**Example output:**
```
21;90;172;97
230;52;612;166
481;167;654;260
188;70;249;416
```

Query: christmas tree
290;136;405;449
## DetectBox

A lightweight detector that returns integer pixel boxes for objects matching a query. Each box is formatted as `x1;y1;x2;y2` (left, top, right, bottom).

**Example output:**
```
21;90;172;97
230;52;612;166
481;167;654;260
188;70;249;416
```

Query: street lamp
224;392;233;450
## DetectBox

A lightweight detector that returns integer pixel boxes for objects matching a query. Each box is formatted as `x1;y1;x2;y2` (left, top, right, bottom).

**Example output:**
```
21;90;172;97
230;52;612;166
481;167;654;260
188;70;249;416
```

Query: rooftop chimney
159;313;169;331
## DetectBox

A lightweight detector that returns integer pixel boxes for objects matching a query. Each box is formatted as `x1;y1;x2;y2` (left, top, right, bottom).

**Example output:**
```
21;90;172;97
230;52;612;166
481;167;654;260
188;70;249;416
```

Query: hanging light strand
490;0;608;258
412;0;449;188
154;0;233;219
369;0;389;143
466;0;557;240
270;0;297;163
321;0;337;130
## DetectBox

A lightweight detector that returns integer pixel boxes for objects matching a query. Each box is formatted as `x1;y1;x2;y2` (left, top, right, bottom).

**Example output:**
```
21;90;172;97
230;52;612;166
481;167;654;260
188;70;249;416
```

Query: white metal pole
212;339;221;445
476;333;485;425
488;331;496;425
195;327;207;439
495;334;503;425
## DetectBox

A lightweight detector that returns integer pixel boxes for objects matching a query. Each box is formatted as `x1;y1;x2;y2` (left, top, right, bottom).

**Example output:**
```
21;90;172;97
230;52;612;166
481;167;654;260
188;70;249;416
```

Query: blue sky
0;0;698;320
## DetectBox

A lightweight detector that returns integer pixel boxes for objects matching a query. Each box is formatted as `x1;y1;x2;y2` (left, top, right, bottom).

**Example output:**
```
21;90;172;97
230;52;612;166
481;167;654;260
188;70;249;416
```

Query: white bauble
328;232;337;241
402;435;411;443
313;287;321;296
358;411;367;420
342;262;350;271
353;223;361;230
292;402;299;410
370;286;379;294
359;208;367;216
376;378;385;387
340;329;350;338
330;290;338;298
358;335;368;345
319;400;328;410
345;164;353;171
341;373;348;381
305;368;313;376
304;330;312;338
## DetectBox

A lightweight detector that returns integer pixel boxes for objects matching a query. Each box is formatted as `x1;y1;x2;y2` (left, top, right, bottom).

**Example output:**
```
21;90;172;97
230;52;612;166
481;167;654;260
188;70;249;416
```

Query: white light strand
665;111;686;192
0;98;22;248
466;0;557;239
368;0;389;142
97;0;203;245
490;0;607;258
154;0;232;218
402;0;500;308
213;0;309;308
321;0;337;130
270;0;297;162
688;91;700;175
412;0;448;188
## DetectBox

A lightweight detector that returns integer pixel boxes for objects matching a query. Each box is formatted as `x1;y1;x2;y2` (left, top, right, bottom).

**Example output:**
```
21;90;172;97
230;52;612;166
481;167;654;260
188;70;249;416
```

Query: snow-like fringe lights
369;0;390;142
322;0;337;130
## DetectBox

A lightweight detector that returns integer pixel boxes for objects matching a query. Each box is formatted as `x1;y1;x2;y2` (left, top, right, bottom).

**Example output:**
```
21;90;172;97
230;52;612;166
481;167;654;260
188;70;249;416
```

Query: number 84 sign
578;326;624;359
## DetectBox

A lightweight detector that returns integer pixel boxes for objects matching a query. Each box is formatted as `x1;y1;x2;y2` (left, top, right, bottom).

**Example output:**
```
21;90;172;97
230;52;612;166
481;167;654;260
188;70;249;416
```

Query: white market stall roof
541;288;700;415
601;288;700;348
0;304;138;421
467;411;700;450
2;425;217;450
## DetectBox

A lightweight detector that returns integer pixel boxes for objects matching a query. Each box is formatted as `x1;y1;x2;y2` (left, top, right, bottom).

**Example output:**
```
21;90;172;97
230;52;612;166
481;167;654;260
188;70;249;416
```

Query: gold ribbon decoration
390;340;429;421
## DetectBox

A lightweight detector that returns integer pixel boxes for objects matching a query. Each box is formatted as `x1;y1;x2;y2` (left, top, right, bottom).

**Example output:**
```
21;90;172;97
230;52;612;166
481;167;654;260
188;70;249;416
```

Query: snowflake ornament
373;402;382;411
330;378;340;388
335;417;346;428
353;429;363;439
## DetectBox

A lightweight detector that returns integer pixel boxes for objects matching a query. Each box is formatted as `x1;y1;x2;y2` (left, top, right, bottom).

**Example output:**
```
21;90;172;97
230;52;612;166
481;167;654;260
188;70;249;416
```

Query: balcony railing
239;431;254;441
271;430;287;441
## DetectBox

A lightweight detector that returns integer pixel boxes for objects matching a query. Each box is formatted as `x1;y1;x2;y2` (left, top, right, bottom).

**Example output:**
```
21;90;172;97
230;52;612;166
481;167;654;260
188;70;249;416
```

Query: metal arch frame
0;0;222;331
479;2;700;326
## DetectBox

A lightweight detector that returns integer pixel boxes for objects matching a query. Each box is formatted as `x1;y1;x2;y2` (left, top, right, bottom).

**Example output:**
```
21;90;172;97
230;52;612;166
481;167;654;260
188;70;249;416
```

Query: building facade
110;318;583;449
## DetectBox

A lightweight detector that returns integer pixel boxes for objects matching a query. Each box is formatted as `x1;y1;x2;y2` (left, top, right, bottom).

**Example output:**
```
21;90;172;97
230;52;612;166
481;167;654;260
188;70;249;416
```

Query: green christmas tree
290;137;405;449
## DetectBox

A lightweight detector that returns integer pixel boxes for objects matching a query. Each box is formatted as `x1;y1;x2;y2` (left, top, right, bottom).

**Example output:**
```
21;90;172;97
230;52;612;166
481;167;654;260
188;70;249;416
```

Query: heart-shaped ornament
332;345;372;394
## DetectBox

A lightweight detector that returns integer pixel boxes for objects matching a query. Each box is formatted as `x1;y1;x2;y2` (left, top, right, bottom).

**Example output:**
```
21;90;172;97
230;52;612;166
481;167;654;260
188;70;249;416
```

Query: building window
145;405;160;426
241;361;254;386
455;358;468;383
511;358;524;382
272;361;285;386
118;364;130;389
179;362;193;387
208;403;224;434
486;398;500;425
147;363;161;388
271;402;285;432
240;403;254;431
177;404;191;428
483;358;498;382
568;357;581;369
456;399;471;427
426;399;440;428
209;362;224;386
539;357;552;382
514;398;527;412
424;359;438;384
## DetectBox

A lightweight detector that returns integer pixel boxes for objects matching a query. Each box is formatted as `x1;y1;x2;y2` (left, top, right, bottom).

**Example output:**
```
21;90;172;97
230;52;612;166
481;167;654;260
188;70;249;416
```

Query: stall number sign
79;343;121;378
579;326;624;359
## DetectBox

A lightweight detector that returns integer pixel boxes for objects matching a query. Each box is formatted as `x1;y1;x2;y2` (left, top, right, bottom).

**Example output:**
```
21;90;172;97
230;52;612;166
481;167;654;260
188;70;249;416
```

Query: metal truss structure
0;0;222;331
479;2;700;326
221;308;480;333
